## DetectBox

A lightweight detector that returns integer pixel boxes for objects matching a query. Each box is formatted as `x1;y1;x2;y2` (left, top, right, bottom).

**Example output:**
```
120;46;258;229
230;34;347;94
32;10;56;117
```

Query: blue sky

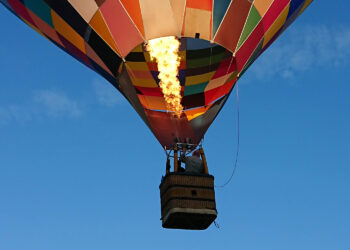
0;2;349;250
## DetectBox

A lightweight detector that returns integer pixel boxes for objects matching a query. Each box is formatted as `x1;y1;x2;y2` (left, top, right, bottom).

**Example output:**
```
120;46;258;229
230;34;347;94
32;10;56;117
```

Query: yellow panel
184;103;213;121
263;4;290;47
68;0;98;22
128;69;154;79
178;51;186;60
125;62;150;71
298;0;313;16
253;0;274;16
185;72;215;86
131;45;144;53
129;77;158;88
205;74;231;92
170;0;186;33
183;8;211;40
51;11;85;53
22;18;45;38
126;66;158;87
139;0;179;40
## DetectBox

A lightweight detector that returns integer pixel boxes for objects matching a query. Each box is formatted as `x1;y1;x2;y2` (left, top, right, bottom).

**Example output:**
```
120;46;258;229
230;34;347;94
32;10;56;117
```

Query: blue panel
186;38;214;50
287;0;306;18
282;0;306;33
213;0;231;36
262;0;308;57
23;0;54;27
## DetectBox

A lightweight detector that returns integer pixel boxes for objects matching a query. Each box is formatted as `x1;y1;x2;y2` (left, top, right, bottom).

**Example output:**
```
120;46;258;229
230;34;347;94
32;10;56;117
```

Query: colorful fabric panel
0;0;313;148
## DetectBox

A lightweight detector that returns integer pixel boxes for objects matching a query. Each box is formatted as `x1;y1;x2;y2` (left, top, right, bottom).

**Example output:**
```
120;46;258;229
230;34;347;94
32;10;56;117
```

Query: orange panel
254;0;274;16
89;10;120;55
51;10;85;53
120;0;145;37
184;103;213;121
127;70;154;79
186;0;213;11
138;95;168;111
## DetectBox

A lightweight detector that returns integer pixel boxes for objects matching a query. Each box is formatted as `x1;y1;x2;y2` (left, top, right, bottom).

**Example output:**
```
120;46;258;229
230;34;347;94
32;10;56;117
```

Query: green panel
213;0;232;36
226;71;239;82
236;5;261;50
23;0;53;27
186;53;226;68
184;82;209;96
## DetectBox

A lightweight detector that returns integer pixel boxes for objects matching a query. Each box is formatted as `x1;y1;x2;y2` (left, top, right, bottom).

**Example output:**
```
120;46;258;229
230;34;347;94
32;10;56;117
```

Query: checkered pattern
1;0;313;147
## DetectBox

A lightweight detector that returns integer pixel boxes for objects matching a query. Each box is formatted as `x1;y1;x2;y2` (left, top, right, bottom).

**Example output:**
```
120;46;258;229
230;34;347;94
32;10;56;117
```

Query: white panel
139;0;180;40
170;0;186;33
184;8;212;40
68;0;99;22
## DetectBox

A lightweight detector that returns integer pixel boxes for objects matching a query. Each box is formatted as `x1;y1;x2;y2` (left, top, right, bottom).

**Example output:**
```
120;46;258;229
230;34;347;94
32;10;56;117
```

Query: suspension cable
215;82;240;188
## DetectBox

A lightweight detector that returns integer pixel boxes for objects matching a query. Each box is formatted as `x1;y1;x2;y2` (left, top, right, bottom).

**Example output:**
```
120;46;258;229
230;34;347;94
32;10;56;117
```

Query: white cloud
34;89;82;118
0;89;82;126
92;79;123;107
246;24;350;81
0;104;35;125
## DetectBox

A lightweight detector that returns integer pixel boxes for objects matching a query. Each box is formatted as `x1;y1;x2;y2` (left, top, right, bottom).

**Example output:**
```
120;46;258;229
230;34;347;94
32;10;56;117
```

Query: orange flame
146;36;183;117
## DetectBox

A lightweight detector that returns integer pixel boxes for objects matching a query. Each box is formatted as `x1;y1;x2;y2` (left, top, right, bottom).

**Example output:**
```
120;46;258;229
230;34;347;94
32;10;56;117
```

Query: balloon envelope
0;0;313;147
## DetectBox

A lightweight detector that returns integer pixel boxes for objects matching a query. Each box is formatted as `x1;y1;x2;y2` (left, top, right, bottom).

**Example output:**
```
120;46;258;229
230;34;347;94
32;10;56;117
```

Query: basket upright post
174;146;178;172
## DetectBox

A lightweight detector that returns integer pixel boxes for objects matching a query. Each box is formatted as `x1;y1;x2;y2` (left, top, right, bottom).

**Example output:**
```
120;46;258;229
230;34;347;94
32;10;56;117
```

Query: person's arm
179;148;187;163
179;154;186;163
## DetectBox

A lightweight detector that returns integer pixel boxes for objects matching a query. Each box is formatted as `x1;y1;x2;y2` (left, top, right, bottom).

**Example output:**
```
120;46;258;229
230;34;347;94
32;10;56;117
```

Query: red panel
213;0;252;52
235;0;290;72
127;69;153;79
204;79;235;105
135;86;163;97
146;62;158;71
119;0;145;37
100;0;143;58
263;0;290;31
7;0;36;27
27;8;63;47
179;60;186;70
211;57;237;79
144;110;198;147
235;22;264;71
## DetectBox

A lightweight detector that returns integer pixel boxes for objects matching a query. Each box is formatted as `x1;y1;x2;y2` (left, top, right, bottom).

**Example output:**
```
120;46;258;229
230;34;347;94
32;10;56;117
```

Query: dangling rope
215;82;240;188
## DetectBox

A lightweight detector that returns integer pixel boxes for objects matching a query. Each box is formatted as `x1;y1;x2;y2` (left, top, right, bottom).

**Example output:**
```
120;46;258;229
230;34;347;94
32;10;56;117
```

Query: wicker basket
159;172;217;230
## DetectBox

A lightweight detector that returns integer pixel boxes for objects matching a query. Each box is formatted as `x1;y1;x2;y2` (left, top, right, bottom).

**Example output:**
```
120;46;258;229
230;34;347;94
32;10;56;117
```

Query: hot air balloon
1;0;313;230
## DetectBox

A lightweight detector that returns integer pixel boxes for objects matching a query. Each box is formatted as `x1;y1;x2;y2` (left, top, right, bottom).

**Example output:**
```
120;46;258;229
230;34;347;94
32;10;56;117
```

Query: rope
215;82;240;188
